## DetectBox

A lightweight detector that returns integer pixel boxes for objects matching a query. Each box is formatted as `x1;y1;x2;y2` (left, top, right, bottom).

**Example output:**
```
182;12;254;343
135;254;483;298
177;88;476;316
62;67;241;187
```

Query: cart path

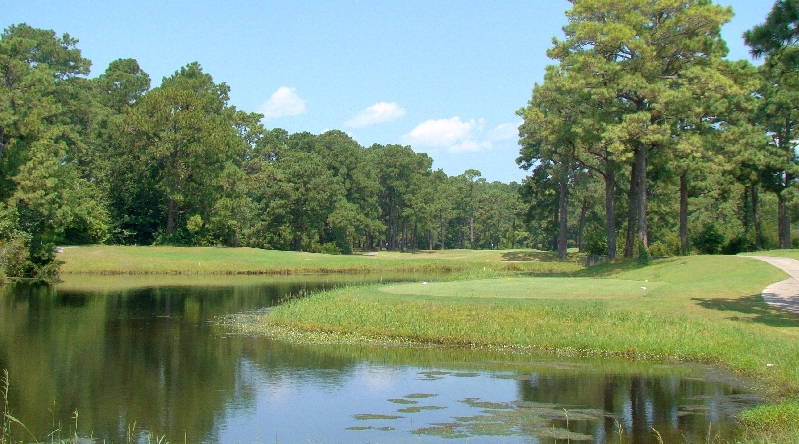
745;255;799;315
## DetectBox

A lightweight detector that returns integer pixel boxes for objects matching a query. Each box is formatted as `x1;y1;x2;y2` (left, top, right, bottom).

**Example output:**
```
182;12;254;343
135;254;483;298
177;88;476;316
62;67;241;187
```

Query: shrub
316;242;342;255
649;234;681;257
582;223;607;256
721;235;753;255
692;224;724;255
0;232;35;278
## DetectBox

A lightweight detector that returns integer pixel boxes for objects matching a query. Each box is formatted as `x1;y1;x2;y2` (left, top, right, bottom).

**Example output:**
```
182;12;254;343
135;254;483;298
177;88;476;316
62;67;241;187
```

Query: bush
649;234;681;257
0;232;60;282
0;232;35;278
692;224;724;255
34;260;62;282
315;242;342;255
582;223;608;256
722;235;754;255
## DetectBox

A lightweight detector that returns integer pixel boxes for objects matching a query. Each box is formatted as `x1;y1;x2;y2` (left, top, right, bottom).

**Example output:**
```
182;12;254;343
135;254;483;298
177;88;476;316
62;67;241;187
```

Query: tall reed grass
1;369;170;444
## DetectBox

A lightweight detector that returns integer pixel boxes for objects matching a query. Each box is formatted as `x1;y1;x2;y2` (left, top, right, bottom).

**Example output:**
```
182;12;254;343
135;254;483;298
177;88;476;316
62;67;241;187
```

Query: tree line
2;0;797;279
0;23;526;279
517;0;799;262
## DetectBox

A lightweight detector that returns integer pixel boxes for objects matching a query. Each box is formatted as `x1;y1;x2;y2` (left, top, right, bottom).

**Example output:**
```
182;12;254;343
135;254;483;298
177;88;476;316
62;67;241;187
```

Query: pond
0;275;759;443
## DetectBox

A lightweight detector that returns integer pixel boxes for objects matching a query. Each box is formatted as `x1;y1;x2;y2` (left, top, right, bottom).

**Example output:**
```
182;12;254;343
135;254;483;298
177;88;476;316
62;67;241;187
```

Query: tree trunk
294;234;302;252
0;126;7;159
439;209;446;250
468;179;476;249
630;377;648;439
624;162;639;258
636;144;648;255
559;178;568;259
428;229;433;250
166;198;175;235
742;186;751;239
602;377;616;441
604;168;617;260
552;194;560;252
385;206;392;250
390;201;398;250
778;191;791;249
680;172;688;256
401;220;407;252
412;220;418;252
753;184;762;250
470;202;475;249
786;173;793;249
577;199;587;253
511;218;517;249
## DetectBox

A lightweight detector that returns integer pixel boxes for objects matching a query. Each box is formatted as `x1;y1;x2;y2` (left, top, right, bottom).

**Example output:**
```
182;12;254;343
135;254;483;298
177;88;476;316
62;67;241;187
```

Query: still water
0;275;759;443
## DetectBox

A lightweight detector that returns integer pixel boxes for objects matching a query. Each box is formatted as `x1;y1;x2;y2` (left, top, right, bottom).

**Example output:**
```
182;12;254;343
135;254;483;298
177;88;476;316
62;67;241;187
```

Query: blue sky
8;1;773;183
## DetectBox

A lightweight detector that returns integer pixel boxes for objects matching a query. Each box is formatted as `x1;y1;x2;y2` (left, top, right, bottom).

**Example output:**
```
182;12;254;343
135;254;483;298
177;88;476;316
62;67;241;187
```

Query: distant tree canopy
2;0;798;280
0;23;528;279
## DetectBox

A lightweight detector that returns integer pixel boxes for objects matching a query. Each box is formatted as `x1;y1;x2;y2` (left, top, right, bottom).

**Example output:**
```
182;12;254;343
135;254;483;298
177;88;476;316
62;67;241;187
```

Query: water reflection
0;276;758;443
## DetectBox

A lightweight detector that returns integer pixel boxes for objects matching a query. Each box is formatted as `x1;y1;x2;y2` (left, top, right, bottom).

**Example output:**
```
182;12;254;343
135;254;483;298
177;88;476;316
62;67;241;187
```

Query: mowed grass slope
57;245;583;275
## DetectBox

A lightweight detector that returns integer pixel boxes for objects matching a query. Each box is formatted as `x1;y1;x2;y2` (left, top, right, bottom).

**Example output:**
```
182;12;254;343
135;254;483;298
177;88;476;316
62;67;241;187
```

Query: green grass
57;245;584;275
738;400;799;443
234;253;799;442
741;250;799;259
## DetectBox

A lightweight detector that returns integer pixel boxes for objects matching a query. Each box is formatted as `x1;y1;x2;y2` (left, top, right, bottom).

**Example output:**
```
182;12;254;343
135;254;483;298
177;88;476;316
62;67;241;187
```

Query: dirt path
746;255;799;315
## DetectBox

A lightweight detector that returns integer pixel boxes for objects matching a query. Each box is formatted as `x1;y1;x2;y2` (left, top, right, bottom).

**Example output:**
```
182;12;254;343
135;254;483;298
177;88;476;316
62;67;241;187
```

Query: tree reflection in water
0;277;758;443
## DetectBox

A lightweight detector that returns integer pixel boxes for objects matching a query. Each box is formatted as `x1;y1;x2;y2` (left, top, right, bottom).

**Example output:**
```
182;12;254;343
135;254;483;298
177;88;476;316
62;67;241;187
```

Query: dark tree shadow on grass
501;251;584;263
691;294;799;327
501;251;550;262
570;260;646;277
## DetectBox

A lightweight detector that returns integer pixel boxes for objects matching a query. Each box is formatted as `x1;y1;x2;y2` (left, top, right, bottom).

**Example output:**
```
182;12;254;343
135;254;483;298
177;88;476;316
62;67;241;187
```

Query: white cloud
490;121;521;141
403;118;519;153
346;102;406;128
449;140;488;153
403;117;478;148
258;87;307;119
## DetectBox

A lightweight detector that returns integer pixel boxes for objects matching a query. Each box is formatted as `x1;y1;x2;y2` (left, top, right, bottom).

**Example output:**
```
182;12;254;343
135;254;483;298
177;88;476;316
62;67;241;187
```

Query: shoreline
225;254;799;442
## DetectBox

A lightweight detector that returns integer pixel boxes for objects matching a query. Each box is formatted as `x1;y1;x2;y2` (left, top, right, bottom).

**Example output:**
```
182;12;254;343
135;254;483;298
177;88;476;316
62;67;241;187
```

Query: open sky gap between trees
0;0;798;280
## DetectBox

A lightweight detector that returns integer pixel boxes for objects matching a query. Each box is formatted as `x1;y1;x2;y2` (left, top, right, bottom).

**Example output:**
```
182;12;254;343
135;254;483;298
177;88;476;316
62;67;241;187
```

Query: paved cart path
746;255;799;315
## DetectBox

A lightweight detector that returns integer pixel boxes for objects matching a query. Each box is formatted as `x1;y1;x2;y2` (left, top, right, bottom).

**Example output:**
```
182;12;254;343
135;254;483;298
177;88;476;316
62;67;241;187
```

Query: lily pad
406;393;437;399
398;405;447;413
353;413;403;421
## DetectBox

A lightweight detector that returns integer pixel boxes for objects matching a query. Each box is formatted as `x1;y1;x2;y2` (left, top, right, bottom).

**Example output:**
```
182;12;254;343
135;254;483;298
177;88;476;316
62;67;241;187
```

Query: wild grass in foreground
235;254;799;442
2;370;169;444
737;400;799;443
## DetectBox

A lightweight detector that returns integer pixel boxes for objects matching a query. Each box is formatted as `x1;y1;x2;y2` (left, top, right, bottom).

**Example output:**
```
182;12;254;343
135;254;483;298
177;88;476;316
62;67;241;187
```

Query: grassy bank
235;254;799;441
57;245;583;275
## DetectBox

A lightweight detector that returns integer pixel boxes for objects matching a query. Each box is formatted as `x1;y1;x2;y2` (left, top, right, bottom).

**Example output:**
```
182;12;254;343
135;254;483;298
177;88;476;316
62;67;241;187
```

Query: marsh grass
737;400;799;442
2;370;170;444
1;370;37;444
